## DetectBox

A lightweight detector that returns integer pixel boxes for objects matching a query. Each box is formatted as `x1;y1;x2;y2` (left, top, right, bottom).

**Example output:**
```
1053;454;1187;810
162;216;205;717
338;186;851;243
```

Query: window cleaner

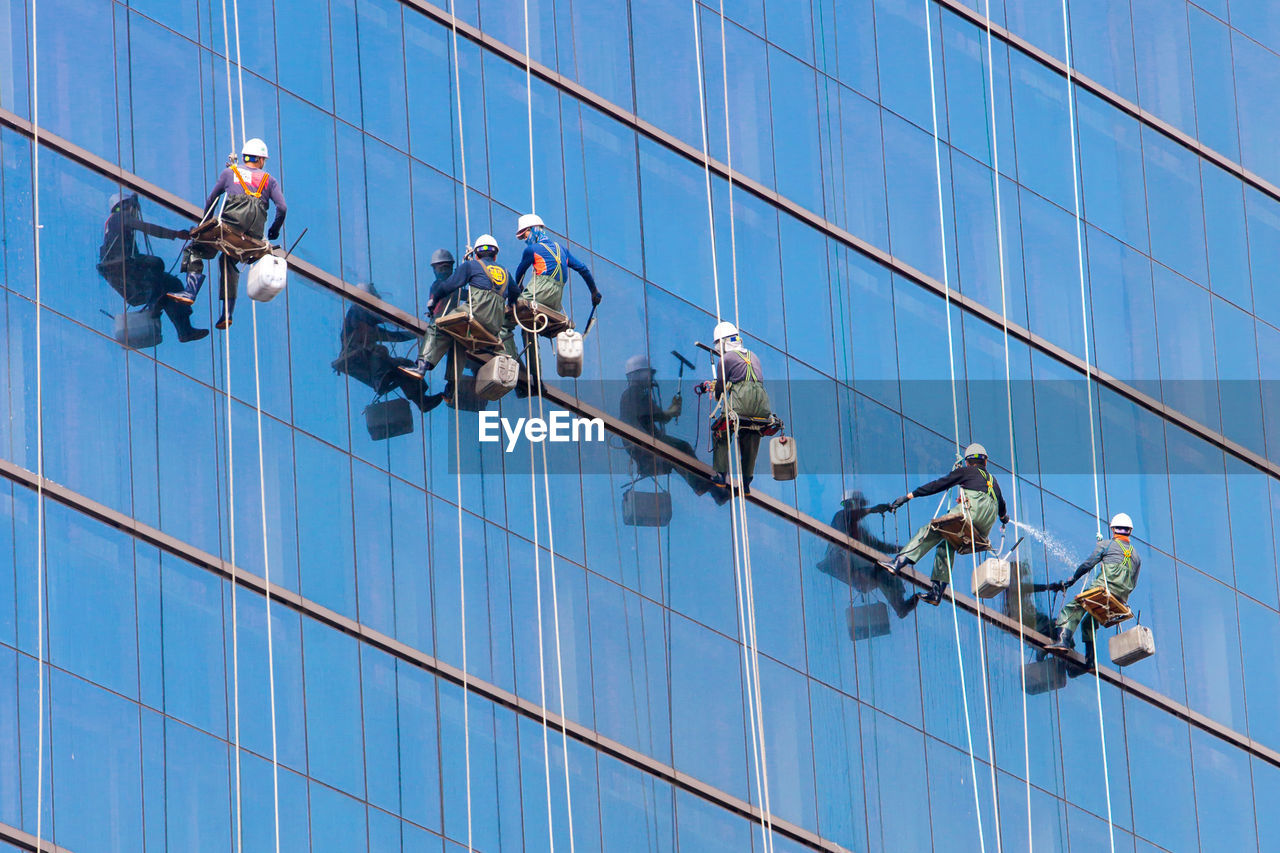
1045;513;1144;668
618;354;715;496
821;491;920;620
876;443;1010;606
504;214;602;384
400;239;515;408
170;138;287;329
694;321;773;502
97;193;207;343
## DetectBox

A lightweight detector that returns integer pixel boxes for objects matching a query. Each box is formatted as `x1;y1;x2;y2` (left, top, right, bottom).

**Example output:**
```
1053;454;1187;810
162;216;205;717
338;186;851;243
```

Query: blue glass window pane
1188;8;1240;162
1126;698;1197;849
670;614;748;799
1076;91;1148;254
162;559;227;736
309;781;368;853
882;112;951;284
404;15;454;173
1011;52;1074;212
1240;597;1280;748
275;0;333;109
1166;427;1231;575
45;502;137;697
569;0;633;110
356;0;408;149
1087;229;1158;382
1245;187;1280;329
1178;565;1247;730
1201;164;1253;310
1191;719;1259;850
638;140;714;309
598;755;675;851
674;788;754;852
295;434;357;617
279;95;341;277
861;708;932;850
164;715;232;850
835;86;889;249
396;663;442;832
37;0;117;159
1143;130;1207;285
1067;0;1137;101
1215;302;1266;457
303;620;366;797
1019;192;1085;357
1234;32;1280;188
875;0;944;134
1131;0;1195;135
1227;0;1280;54
769;46;822;214
632;0;699;146
1153;268;1218;432
50;672;143;852
702;19;774;189
1255;755;1280;852
126;13;204;202
765;0;812;62
1225;462;1278;607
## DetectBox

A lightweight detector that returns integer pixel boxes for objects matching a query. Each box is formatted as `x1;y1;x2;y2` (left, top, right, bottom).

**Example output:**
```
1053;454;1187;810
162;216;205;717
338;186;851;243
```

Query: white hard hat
1109;512;1133;530
108;191;132;210
964;443;988;459
517;213;544;234
242;138;269;159
472;234;499;255
624;354;653;376
842;489;864;504
713;321;739;342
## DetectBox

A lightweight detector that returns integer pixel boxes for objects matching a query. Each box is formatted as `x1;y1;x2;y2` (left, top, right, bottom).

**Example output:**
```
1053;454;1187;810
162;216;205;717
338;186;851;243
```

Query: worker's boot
914;580;948;607
1066;640;1096;679
877;554;914;576
169;271;204;305
398;356;431;381
1044;627;1075;655
741;476;753;496
215;297;236;331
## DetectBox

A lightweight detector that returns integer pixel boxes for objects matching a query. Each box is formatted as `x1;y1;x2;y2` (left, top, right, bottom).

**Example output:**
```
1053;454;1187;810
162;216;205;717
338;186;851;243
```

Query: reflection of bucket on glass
622;484;672;528
847;603;891;641
113;310;162;349
365;398;414;441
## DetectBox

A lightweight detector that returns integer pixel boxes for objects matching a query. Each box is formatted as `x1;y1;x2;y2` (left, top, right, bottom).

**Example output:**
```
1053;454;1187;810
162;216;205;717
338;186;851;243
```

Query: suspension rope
924;5;988;849
446;2;474;846
520;6;577;843
978;3;1033;847
30;0;48;847
699;3;773;847
226;1;282;848
1057;3;1115;848
212;0;246;847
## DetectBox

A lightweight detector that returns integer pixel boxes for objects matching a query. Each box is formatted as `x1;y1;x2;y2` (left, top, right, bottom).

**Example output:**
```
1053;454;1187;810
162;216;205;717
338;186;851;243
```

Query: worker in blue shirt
400;238;513;397
503;214;601;382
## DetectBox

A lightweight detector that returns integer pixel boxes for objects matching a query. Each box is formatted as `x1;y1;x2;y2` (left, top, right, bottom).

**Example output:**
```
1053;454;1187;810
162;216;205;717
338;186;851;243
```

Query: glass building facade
2;0;1280;850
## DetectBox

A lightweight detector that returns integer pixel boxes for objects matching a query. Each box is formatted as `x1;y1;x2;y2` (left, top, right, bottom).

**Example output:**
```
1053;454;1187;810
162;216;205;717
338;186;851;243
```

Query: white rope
518;5;577;847
716;0;739;323
213;0;245;846
924;4;988;848
689;0;722;321
979;3;1033;847
1056;3;1115;847
226;2;281;849
30;0;48;847
446;3;474;845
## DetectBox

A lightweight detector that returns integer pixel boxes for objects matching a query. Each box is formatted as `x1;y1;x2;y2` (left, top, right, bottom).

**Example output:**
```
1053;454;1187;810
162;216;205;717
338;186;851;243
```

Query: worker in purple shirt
169;138;287;330
502;213;601;382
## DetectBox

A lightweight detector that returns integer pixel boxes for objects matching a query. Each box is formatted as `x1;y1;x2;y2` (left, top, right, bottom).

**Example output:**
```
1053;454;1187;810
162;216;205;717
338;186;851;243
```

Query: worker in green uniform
1045;513;1142;662
400;238;512;399
695;321;771;498
876;443;1009;605
821;490;919;618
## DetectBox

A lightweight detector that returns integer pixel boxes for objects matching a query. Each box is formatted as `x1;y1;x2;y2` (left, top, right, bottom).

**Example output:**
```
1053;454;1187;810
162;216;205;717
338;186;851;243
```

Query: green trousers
1054;567;1138;639
419;288;506;374
711;381;771;481
502;274;565;383
898;488;999;583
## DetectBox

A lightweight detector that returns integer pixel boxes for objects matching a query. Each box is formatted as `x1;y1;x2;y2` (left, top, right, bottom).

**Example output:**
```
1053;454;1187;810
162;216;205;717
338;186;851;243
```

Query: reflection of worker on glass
97;193;207;342
170;138;287;330
822;490;918;618
332;282;441;413
618;354;712;496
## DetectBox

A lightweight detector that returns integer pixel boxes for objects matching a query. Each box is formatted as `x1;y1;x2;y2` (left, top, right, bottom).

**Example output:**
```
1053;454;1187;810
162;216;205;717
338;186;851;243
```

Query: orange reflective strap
232;166;269;199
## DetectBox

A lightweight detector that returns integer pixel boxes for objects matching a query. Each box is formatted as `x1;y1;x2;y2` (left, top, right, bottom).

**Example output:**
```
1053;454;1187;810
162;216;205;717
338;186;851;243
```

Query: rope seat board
514;299;573;337
928;510;992;556
1075;587;1133;628
436;309;503;348
188;218;270;264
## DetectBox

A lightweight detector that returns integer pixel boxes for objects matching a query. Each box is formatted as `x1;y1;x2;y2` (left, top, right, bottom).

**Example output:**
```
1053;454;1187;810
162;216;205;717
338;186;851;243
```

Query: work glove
889;494;910;511
176;228;191;240
268;224;282;241
667;393;682;417
1000;514;1010;526
1047;580;1069;593
591;291;603;307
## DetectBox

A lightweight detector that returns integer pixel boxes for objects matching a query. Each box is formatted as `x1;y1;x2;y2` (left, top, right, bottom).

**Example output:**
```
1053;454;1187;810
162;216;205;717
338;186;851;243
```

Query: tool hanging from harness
188;164;274;265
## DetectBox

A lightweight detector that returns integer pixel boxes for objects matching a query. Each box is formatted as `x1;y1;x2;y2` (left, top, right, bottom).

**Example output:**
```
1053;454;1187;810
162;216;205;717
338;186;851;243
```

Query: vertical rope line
250;301;281;853
925;4;986;848
446;2;474;846
1057;3;1115;849
726;426;771;853
231;0;246;151
716;0;738;324
523;0;535;213
219;0;236;157
29;0;48;846
689;0;721;320
924;0;960;452
978;2;1033;845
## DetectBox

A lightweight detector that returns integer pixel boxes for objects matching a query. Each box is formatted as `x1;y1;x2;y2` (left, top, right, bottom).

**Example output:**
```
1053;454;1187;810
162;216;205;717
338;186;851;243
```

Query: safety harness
534;238;564;282
231;165;271;199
